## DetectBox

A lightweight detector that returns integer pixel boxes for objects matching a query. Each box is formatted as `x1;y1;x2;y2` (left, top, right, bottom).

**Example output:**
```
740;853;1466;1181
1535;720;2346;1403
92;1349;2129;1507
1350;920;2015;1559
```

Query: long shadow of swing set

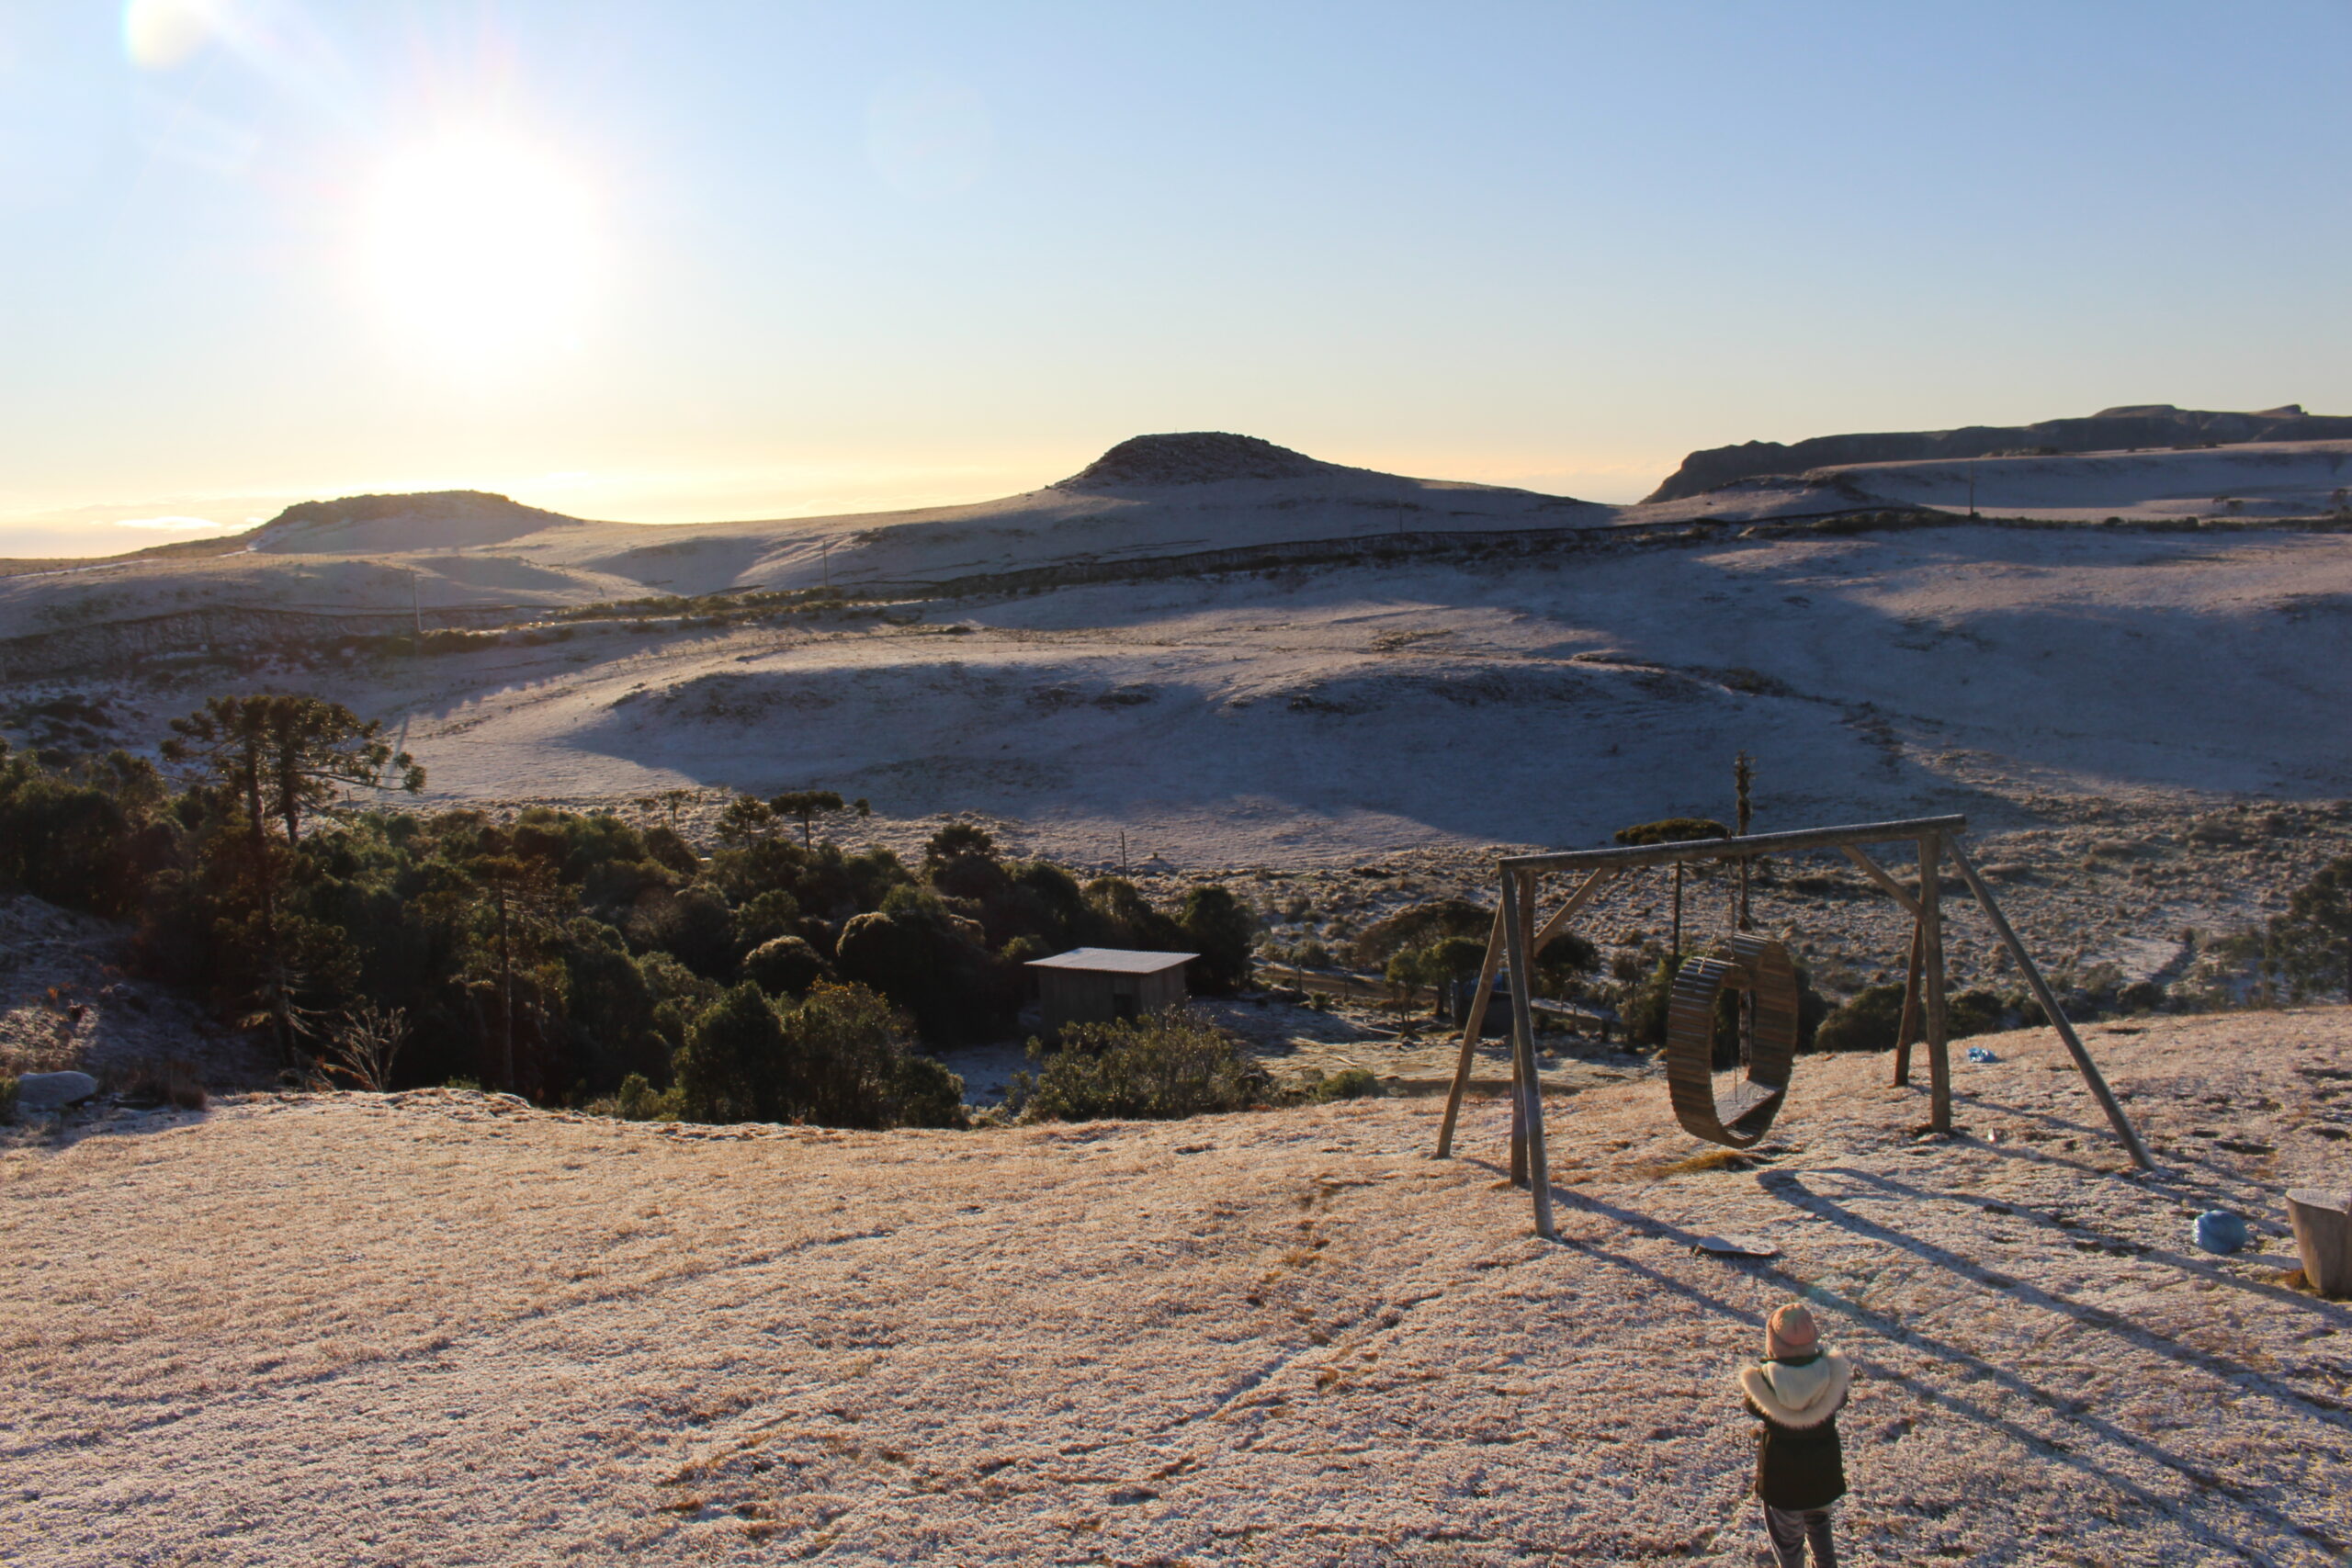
1431;812;2155;1239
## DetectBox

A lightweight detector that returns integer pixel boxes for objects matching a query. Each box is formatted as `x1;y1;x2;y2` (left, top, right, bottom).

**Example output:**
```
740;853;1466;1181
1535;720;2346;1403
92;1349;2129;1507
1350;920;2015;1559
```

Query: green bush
0;1075;16;1123
1946;987;2013;1038
1077;877;1188;951
1178;885;1255;994
834;897;1013;1042
785;981;967;1129
1016;1009;1263;1121
1309;1066;1384;1102
585;1071;681;1121
1815;982;2010;1054
672;980;966;1129
731;889;803;952
1622;959;1677;1047
1613;818;1729;847
673;982;787;1122
742;935;831;998
1346;899;1489;970
1815;983;1905;1053
2264;852;2352;1002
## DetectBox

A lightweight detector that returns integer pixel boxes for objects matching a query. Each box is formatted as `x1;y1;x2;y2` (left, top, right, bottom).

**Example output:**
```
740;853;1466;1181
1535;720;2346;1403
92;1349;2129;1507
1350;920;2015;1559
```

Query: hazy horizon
6;0;2350;558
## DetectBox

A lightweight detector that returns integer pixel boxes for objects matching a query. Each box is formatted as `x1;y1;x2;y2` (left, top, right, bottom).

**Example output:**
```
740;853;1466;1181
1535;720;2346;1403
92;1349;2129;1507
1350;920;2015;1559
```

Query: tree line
0;694;1256;1126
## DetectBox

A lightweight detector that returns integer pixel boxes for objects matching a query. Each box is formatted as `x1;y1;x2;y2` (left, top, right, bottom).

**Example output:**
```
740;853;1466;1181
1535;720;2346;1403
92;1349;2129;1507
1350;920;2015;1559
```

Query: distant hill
247;491;585;555
1645;403;2352;502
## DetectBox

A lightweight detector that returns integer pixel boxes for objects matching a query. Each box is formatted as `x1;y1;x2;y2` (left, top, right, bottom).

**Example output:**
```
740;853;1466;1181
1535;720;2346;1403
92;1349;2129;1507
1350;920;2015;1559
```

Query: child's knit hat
1766;1302;1819;1359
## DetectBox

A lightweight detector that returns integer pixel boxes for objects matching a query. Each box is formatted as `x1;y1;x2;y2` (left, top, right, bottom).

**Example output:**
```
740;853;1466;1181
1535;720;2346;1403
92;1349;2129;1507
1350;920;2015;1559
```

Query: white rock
15;1070;98;1111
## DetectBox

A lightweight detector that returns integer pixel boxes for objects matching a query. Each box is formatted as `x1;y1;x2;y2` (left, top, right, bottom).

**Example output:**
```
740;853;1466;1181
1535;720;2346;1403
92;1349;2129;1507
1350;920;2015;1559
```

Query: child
1737;1302;1851;1568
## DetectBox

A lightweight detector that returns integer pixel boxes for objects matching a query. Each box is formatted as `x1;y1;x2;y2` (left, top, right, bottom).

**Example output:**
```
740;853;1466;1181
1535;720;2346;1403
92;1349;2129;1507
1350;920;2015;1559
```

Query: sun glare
360;132;600;374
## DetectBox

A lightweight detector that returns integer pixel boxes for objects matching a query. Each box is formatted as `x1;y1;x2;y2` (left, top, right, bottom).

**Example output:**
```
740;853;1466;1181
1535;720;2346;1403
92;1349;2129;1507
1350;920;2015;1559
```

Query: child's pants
1763;1505;1835;1567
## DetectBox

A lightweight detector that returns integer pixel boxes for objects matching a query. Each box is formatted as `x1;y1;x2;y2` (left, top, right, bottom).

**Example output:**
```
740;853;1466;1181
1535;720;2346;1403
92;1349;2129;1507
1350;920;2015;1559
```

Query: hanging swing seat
1664;932;1800;1148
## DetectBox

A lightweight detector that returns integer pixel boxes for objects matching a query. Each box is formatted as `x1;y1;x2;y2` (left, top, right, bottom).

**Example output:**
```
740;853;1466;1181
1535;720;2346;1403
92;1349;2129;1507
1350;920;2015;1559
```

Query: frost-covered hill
7;426;2346;646
1646;400;2352;502
0;434;1609;637
4;428;2349;869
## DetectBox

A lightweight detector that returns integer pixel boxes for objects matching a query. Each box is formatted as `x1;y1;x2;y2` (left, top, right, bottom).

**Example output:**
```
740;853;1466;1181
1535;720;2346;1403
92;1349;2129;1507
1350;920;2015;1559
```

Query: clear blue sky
4;0;2348;554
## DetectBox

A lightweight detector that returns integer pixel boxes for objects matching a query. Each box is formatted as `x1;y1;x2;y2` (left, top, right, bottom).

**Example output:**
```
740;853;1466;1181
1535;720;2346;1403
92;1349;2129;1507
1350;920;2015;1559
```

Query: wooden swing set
1430;813;2153;1240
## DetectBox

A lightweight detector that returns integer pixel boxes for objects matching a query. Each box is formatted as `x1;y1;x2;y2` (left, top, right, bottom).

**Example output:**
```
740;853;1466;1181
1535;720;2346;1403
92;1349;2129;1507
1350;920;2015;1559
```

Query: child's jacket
1737;1348;1851;1510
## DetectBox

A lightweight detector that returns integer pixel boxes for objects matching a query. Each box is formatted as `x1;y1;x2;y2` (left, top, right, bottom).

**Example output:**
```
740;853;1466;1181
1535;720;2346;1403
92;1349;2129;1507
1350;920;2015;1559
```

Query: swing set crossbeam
1497;813;1971;873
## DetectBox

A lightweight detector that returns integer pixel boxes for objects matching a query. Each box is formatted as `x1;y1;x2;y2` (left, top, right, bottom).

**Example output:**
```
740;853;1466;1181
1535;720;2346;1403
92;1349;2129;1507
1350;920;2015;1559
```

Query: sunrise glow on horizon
2;2;2348;555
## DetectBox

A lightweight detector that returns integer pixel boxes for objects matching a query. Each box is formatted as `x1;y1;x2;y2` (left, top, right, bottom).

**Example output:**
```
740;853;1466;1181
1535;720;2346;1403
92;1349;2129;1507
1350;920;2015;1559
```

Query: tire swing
1664;932;1800;1148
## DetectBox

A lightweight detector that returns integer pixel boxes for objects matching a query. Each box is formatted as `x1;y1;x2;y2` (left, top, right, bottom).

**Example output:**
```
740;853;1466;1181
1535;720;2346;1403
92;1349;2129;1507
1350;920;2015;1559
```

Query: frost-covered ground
8;1008;2351;1565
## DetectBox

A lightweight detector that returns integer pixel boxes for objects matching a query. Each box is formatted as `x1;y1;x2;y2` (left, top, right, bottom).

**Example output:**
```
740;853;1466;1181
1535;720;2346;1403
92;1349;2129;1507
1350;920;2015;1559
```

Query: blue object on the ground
2194;1210;2248;1254
1965;1045;1999;1064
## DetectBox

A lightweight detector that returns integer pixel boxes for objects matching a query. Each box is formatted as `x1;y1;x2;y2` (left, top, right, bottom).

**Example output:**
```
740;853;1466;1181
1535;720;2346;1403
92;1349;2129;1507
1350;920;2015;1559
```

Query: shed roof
1025;947;1197;976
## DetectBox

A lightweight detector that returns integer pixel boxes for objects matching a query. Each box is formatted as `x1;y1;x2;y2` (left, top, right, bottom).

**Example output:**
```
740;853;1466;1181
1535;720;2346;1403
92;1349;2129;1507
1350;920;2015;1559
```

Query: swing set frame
1430;813;2154;1240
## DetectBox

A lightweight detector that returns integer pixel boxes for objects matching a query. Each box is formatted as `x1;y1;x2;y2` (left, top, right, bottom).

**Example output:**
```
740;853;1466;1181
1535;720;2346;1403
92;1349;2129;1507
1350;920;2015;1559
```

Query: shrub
1613;818;1730;847
784;981;967;1130
586;1071;681;1122
1622;959;1677;1046
1946;987;2013;1038
743;935;831;998
671;980;966;1129
673;982;787;1122
1815;982;2010;1053
1346;899;1489;970
1016;1009;1263;1121
1178;885;1255;994
1077;877;1187;951
0;1075;16;1123
731;889;803;951
1310;1066;1384;1102
834;898;1013;1043
627;886;737;978
1815;983;1905;1054
118;1059;206;1111
322;1003;408;1092
2266;853;2352;1001
924;821;996;866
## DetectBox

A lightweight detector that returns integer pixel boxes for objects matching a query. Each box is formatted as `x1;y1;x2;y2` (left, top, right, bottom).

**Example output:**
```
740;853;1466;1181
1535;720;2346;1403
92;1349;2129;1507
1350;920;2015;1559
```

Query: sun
360;131;600;372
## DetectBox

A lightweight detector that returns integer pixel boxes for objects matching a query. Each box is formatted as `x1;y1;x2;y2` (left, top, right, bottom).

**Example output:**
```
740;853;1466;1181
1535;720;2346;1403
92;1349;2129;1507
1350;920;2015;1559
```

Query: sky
3;1;2350;557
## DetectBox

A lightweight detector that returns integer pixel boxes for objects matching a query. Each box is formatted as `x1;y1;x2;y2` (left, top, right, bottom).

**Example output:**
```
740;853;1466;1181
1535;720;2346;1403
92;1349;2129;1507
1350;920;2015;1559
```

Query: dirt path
6;1010;2351;1563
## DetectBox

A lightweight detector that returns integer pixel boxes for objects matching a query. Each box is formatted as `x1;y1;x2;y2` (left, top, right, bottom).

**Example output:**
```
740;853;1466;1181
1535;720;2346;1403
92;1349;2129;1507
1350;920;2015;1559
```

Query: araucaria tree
770;789;871;850
162;695;424;1055
164;694;424;846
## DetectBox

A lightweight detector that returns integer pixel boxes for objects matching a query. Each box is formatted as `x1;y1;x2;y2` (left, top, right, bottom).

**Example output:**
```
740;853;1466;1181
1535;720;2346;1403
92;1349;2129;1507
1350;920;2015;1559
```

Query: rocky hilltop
1646;402;2352;502
1055;431;1343;489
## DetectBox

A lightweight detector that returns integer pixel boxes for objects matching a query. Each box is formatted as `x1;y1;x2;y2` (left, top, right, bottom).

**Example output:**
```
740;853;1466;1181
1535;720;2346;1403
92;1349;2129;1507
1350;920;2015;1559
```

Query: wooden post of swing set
1499;866;1557;1239
1507;873;1532;1186
1894;920;1925;1087
1918;829;1952;1134
1435;866;1617;1160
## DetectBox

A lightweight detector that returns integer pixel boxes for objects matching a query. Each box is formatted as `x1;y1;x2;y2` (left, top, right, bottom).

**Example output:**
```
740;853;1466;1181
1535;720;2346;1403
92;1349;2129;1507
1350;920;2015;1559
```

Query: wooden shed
1026;947;1196;1034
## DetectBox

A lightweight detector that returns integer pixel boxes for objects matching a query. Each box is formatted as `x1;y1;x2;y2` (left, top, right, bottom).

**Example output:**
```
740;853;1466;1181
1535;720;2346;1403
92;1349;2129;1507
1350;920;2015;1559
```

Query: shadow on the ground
1447;1158;2352;1557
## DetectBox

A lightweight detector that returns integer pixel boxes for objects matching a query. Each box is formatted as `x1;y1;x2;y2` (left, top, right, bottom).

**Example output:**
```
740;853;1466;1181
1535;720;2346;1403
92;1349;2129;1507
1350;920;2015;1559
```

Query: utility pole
1736;751;1756;1069
1735;750;1755;931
